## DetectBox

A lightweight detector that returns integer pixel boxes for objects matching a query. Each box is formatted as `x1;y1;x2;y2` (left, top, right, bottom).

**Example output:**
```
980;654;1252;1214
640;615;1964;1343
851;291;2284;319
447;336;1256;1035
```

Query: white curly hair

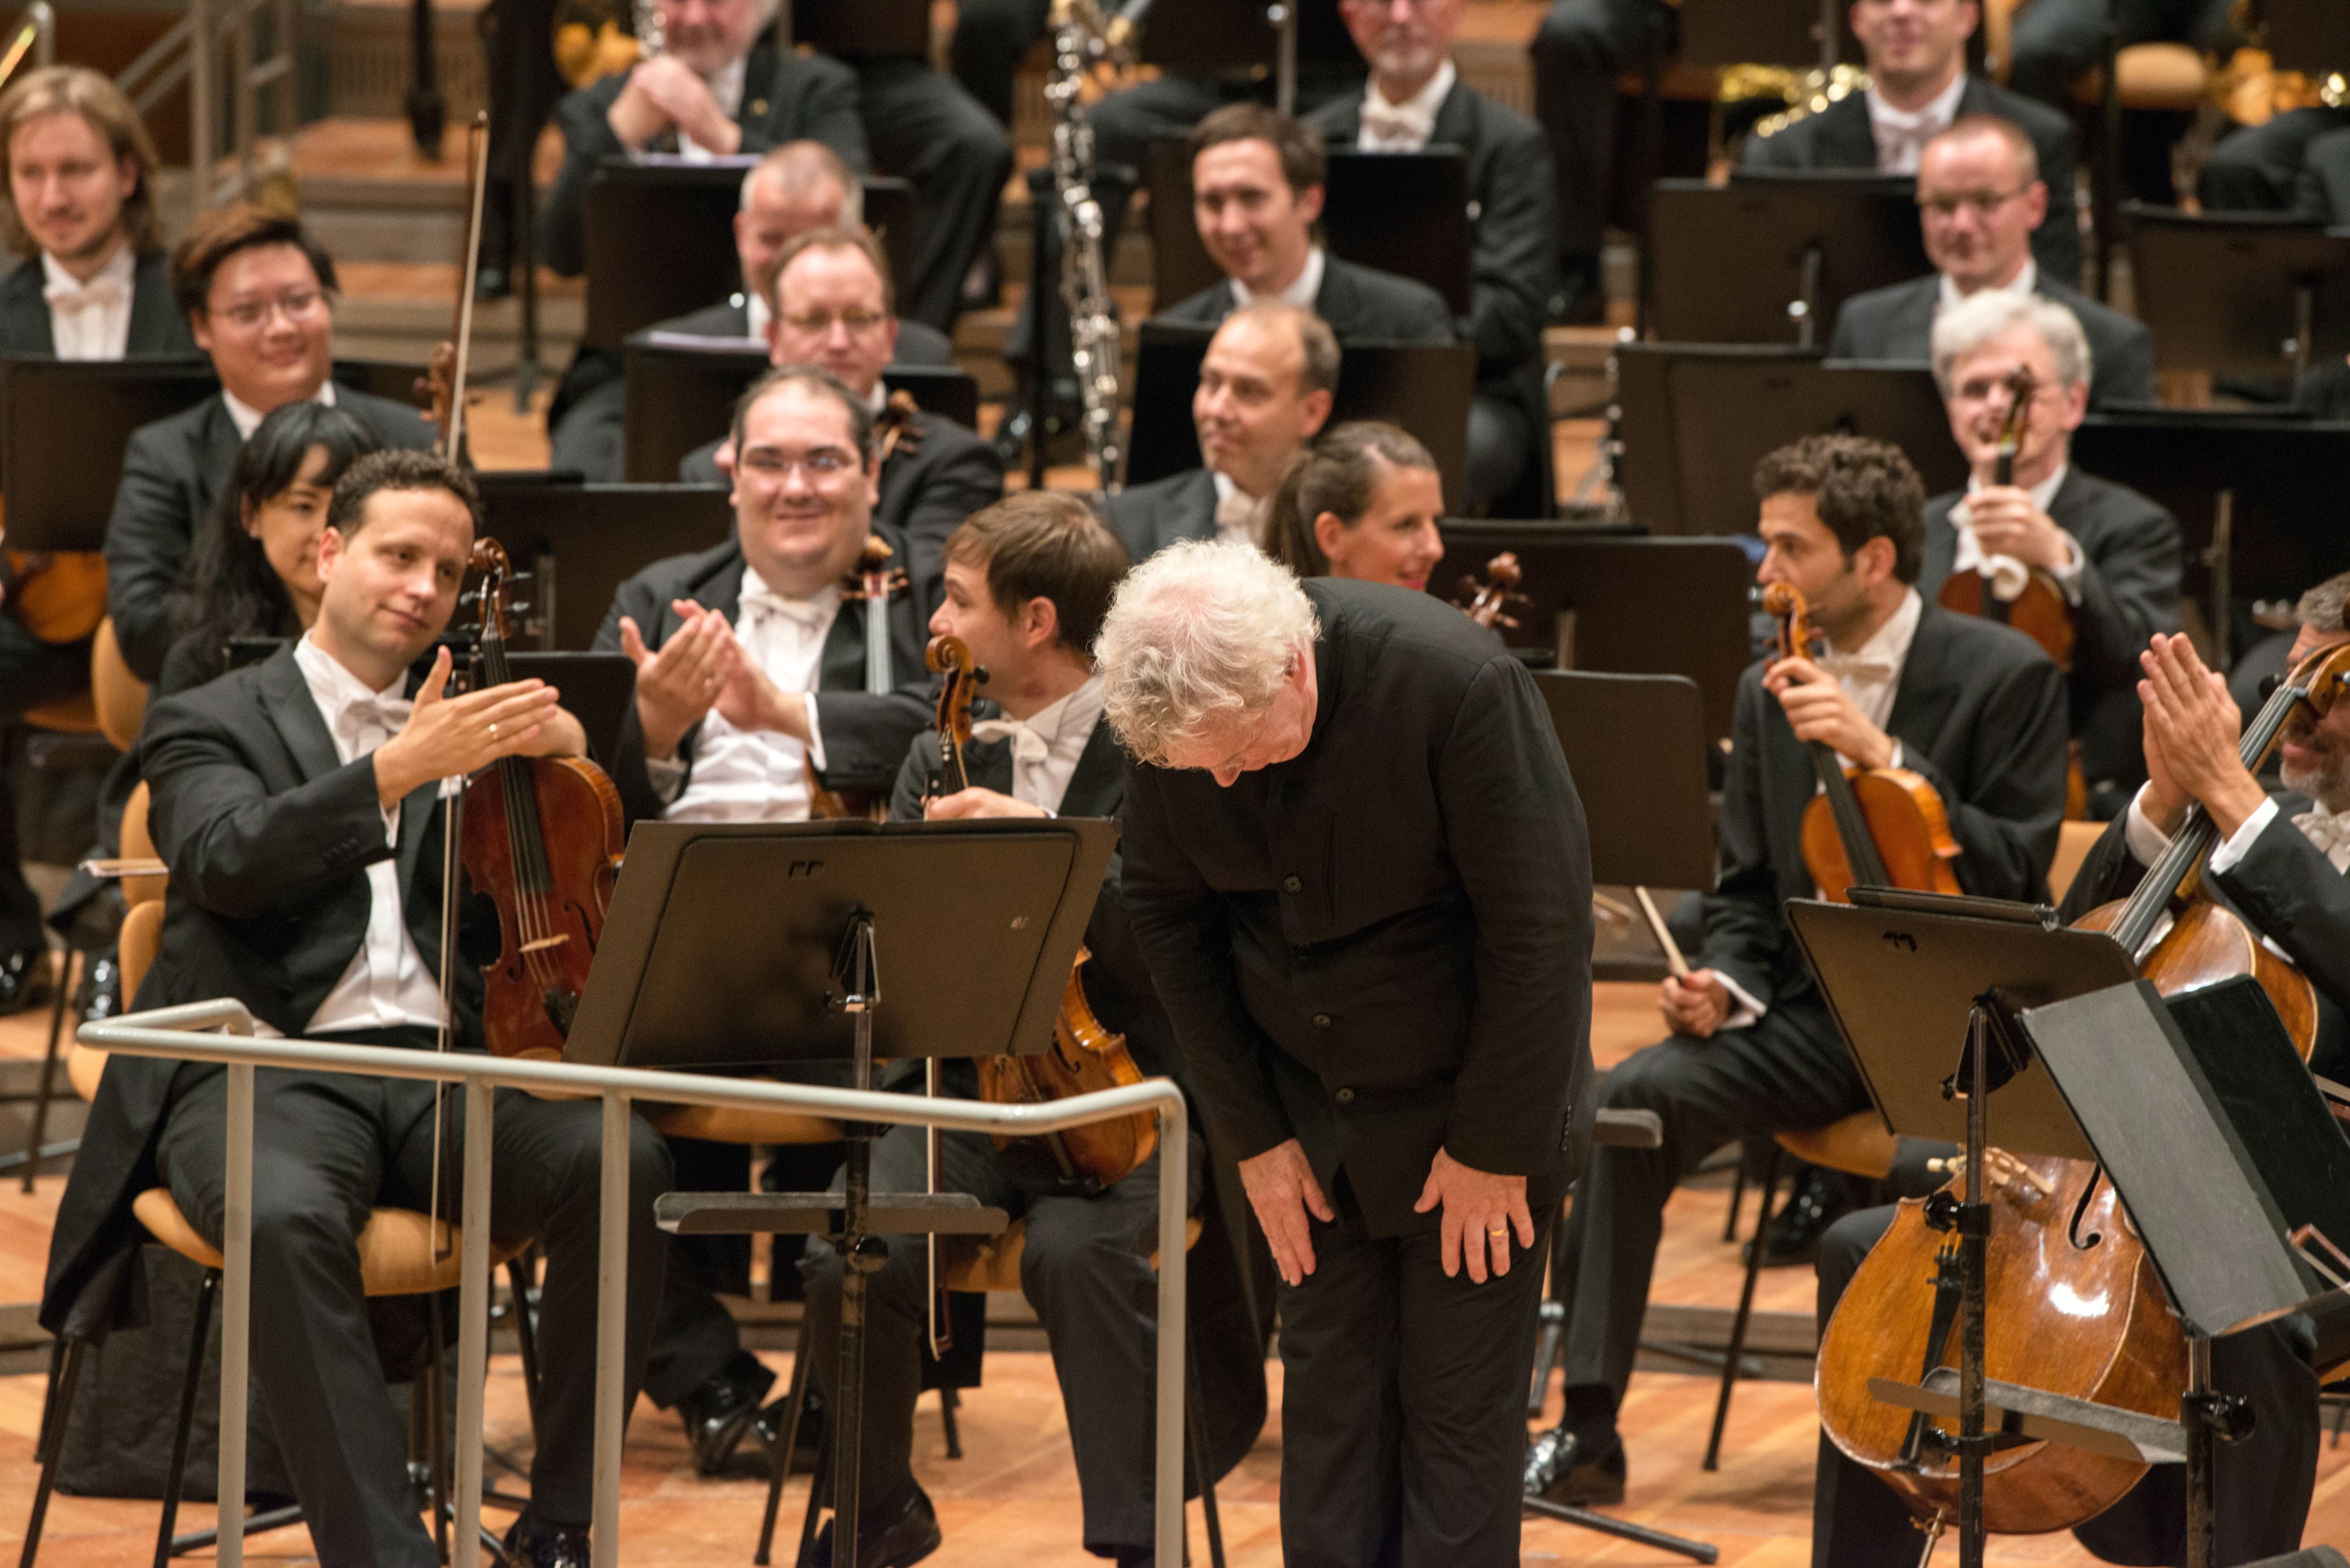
1095;539;1320;766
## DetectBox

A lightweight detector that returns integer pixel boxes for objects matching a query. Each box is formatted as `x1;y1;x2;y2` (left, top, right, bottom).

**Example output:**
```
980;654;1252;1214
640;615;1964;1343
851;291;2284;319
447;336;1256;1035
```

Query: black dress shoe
810;1479;942;1568
1753;1161;1855;1267
501;1513;592;1568
0;948;46;1016
1523;1424;1626;1507
747;1385;823;1475
678;1350;777;1476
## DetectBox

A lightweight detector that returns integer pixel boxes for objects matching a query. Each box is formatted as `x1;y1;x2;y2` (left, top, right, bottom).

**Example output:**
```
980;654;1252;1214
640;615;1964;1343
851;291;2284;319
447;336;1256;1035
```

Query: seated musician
1101;301;1336;564
2204;108;2350;220
1827;118;2155;410
797;491;1260;1568
680;225;1001;615
593;364;936;1471
104;203;436;684
1807;580;2350;1563
1309;0;1556;511
1530;435;2070;1505
42;450;672;1568
0;65;197;1012
1743;0;2081;282
1261;420;1446;592
1923;291;2183;817
545;141;954;482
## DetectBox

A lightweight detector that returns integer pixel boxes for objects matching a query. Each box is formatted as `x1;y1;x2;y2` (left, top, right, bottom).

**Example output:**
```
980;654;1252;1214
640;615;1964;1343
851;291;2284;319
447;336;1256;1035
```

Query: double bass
1764;582;1965;899
1817;639;2350;1537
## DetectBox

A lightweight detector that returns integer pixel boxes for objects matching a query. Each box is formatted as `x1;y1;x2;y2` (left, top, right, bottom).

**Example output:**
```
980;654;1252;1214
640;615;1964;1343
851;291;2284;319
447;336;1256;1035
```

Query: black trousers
155;1045;673;1567
1531;0;1670;270
0;618;92;955
478;0;565;274
853;61;1016;331
950;0;1052;129
1273;1167;1557;1568
2006;0;2236;108
800;1121;1198;1556
1810;1204;2320;1567
1555;1003;1868;1405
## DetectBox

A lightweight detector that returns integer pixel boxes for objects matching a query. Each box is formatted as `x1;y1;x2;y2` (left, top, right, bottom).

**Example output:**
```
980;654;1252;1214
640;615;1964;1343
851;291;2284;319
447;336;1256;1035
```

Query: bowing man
43;450;672;1568
1102;540;1594;1565
1531;435;2069;1507
796;492;1262;1567
1923;290;2182;816
1808;582;2350;1564
104;204;436;684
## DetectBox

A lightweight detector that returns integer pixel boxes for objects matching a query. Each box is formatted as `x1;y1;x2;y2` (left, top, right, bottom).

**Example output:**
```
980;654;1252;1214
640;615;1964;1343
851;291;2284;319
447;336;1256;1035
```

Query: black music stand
581;164;918;348
2261;1;2350;77
1429;528;1755;746
0;357;213;550
1145;139;1475;314
1645;175;1930;345
563;817;1113;1568
474;477;735;650
2124;205;2350;384
1133;0;1356;108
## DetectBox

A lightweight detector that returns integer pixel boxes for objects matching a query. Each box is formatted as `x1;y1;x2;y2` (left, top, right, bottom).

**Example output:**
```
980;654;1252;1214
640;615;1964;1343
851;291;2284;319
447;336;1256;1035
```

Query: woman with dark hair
162;401;381;693
1262;420;1447;592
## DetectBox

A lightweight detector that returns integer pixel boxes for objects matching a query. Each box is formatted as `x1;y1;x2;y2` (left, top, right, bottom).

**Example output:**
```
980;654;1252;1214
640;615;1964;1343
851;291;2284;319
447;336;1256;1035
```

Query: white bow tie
339;692;412;746
739;588;831;632
45;276;125;313
1361;100;1435;150
971;717;1051;766
2296;805;2350;863
1816;654;1898;687
1214;487;1260;532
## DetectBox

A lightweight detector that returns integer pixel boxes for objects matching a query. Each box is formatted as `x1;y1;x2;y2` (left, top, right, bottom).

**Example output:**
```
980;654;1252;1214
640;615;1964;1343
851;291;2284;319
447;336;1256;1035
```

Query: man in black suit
2204;107;2350;218
104;205;437;687
1828;118;2157;407
1311;0;1556;510
1745;0;2083;283
2006;0;2234;109
677;226;999;618
796;491;1263;1566
1924;289;2182;816
1808;594;2350;1565
0;66;196;1009
1529;0;1669;319
1528;435;2069;1507
1101;540;1595;1565
1102;302;1337;564
46;450;672;1568
537;0;865;281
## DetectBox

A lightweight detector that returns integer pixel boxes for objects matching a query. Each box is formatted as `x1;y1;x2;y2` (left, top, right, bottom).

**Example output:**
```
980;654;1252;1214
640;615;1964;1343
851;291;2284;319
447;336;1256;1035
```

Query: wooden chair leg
19;1335;89;1567
1703;1142;1782;1473
21;950;74;1193
153;1269;219;1568
937;1387;962;1460
504;1251;542;1432
756;1320;814;1567
1721;1153;1747;1243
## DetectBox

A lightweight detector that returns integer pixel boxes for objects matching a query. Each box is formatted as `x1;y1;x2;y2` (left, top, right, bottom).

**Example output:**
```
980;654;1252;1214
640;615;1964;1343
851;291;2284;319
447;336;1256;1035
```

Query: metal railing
115;0;297;212
81;1000;1193;1568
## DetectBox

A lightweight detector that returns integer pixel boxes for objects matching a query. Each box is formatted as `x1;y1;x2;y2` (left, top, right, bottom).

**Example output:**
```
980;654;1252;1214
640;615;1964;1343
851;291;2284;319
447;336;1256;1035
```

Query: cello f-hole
2067;1166;2105;1251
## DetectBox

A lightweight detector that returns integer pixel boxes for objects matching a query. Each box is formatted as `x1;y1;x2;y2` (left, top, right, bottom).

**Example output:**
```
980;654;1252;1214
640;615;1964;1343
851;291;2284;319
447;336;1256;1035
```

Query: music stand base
1522;1496;1717;1563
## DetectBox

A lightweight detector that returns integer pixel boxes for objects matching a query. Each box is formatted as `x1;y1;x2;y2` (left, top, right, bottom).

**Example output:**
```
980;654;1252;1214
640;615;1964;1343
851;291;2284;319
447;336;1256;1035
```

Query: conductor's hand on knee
1239;1137;1334;1286
1415;1148;1533;1283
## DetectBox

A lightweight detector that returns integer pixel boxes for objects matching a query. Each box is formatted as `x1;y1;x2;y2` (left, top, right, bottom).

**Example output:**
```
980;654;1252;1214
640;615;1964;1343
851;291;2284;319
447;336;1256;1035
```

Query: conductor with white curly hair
1096;540;1596;1565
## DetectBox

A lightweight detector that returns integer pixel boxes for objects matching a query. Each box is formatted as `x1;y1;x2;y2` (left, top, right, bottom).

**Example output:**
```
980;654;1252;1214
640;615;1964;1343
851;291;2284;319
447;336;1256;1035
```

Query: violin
1763;582;1964;900
806;535;911;822
928;633;1158;1192
458;539;626;1059
1453;551;1528;632
1815;641;2350;1536
1936;367;2076;675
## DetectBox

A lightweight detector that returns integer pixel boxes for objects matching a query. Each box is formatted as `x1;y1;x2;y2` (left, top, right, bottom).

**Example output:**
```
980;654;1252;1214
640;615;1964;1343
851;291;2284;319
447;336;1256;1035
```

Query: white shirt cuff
1716;971;1767;1029
2122;786;2175;867
2051;531;2086;605
802;698;827;775
1885;740;1903;772
2208;797;2280;877
646;752;687;806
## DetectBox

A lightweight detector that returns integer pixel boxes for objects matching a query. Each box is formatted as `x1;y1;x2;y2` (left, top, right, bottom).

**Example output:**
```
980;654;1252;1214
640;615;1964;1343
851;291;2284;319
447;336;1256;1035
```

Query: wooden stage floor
1;989;2346;1563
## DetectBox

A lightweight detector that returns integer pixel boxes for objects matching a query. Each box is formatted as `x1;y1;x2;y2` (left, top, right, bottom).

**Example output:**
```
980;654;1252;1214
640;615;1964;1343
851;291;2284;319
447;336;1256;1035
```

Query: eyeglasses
1918;188;2031;221
211;287;327;330
738;446;859;480
1952;376;2059;404
780;308;889;336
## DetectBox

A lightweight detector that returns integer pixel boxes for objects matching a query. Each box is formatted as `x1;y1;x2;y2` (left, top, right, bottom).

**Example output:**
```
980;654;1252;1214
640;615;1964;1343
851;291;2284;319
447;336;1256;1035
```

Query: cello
1816;638;2350;1538
925;633;1159;1191
1763;582;1965;899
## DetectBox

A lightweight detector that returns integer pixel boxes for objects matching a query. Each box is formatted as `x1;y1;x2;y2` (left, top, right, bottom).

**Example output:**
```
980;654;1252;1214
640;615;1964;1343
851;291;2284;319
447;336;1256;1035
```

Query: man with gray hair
1924;288;2181;816
1101;539;1595;1564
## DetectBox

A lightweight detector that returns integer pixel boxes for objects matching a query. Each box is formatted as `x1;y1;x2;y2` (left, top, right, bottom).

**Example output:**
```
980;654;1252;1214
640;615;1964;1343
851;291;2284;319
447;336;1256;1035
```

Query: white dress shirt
224;379;336;442
295;633;448;1036
660;566;840;822
678;53;747;162
745;288;771;343
1868;71;1968;175
1209;470;1264;547
2126;791;2350;882
1357;60;1456;153
1938;258;2037;315
1951;463;2087;604
969;677;1105;813
1229;245;1326;311
43;243;136;362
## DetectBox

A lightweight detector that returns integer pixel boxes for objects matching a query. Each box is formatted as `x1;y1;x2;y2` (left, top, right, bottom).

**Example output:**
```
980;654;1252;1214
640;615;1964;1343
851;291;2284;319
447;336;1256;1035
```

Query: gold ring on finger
1487;1226;1508;1238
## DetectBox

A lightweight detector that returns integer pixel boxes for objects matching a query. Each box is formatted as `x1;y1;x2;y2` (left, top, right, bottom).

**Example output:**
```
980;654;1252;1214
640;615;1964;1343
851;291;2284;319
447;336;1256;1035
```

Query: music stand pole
1025;168;1050;489
831;912;881;1568
1956;1002;1992;1568
1271;0;1296;116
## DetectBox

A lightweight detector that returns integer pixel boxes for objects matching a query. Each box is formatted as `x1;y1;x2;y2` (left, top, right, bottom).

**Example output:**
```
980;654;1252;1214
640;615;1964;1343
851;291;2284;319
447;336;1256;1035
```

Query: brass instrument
1046;0;1129;496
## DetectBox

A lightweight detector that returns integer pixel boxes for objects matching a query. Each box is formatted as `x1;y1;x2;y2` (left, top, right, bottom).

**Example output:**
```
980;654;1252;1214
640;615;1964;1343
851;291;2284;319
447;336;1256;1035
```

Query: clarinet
1047;0;1128;496
632;0;664;59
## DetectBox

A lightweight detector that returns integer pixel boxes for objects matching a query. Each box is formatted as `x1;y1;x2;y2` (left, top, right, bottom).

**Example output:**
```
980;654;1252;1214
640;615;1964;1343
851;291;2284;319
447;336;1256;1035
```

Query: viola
806;535;911;822
1763;582;1963;900
928;633;1158;1191
458;538;626;1059
1452;551;1528;632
